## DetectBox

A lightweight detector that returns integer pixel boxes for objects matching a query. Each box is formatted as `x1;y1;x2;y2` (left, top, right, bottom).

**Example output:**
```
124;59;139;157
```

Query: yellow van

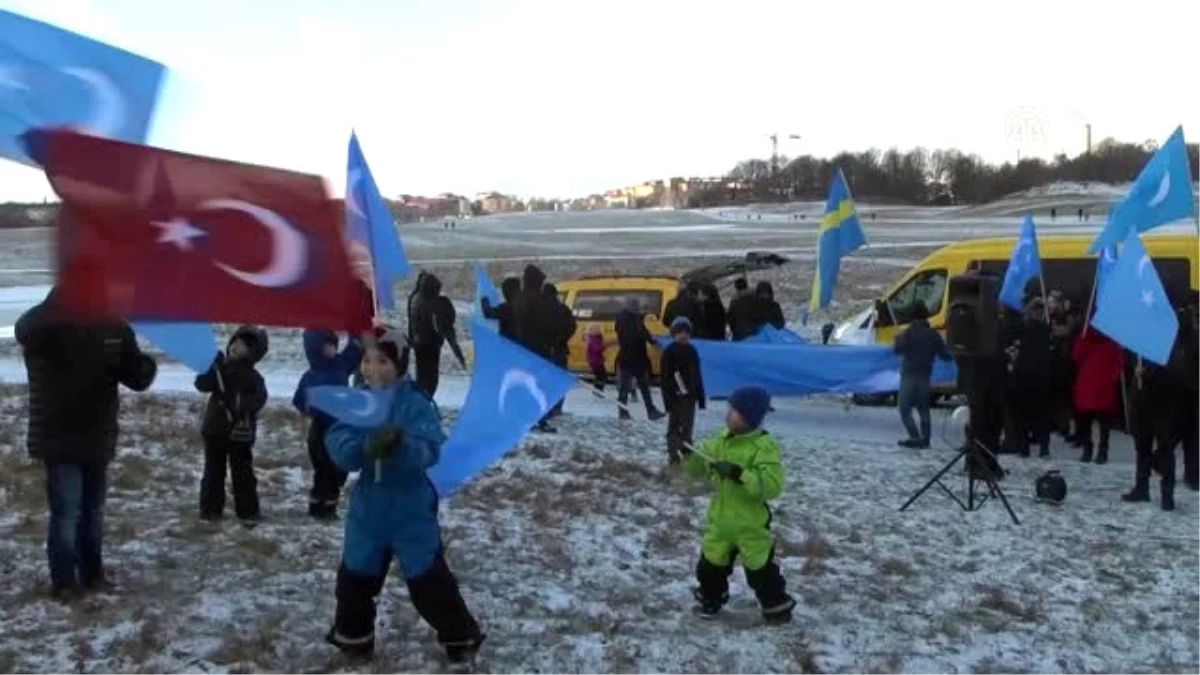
844;231;1198;406
869;232;1199;346
556;252;789;378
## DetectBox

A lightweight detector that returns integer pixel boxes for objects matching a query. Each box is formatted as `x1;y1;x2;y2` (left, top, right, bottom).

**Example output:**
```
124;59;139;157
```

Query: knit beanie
728;386;771;429
670;316;692;334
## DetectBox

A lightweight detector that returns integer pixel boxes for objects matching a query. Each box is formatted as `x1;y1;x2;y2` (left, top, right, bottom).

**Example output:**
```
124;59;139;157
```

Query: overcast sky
1;0;1196;202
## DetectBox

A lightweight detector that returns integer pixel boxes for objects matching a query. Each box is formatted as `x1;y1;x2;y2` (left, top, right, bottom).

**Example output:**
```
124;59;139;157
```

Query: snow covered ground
0;187;1197;673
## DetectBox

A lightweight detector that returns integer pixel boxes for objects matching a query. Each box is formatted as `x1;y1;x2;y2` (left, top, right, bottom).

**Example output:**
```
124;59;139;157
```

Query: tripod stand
899;438;1020;525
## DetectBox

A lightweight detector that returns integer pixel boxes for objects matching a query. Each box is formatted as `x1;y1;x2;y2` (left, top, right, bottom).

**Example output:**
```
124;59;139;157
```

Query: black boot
325;627;375;660
1121;484;1150;502
1038;442;1050;458
444;634;486;673
1094;443;1109;465
1080;443;1094;463
691;587;728;619
1161;481;1176;511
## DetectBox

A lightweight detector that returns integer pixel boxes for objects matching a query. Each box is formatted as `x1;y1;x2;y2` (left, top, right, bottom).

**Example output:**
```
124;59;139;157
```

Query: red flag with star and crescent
30;129;372;332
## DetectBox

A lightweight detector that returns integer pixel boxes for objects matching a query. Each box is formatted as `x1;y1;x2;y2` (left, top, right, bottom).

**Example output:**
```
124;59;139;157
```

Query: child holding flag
683;386;795;623
323;328;484;669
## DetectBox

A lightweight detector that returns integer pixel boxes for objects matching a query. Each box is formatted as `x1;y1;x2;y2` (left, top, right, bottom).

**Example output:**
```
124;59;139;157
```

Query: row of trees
691;138;1200;207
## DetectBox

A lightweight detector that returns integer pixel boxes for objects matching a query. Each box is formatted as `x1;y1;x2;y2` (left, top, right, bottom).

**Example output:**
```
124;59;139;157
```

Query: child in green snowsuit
683;386;796;623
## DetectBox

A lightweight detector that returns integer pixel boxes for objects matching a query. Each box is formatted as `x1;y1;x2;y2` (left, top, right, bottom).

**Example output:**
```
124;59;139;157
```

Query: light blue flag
0;10;165;166
999;213;1043;310
1088;126;1197;253
346;132;409;309
810;168;867;311
305;385;393;428
1092;228;1179;365
131;320;217;373
1094;240;1119;299
474;264;501;330
745;324;809;344
430;318;576;496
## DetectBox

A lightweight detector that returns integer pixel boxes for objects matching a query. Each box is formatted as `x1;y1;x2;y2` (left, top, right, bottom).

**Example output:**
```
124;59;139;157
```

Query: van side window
884;269;948;325
572;289;664;321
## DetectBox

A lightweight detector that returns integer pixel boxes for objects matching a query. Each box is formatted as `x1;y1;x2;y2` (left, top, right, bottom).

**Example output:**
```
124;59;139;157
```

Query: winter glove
365;426;402;461
712;461;743;482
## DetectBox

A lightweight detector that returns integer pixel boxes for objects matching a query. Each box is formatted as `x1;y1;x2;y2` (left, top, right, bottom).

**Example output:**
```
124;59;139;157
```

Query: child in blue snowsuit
293;330;362;520
324;330;483;667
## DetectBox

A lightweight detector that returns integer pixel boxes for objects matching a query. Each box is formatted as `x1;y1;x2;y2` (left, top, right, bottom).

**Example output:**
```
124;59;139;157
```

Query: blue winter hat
728;386;771;429
670;316;692;333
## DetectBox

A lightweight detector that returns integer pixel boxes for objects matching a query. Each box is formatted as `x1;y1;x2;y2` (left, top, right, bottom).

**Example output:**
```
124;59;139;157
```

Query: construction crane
768;133;801;175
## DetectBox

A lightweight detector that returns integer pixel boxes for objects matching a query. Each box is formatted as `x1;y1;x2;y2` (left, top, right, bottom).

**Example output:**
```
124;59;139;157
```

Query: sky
0;0;1196;203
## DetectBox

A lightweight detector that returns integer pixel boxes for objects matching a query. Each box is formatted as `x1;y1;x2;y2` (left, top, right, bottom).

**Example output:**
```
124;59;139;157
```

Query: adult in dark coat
893;301;951;448
1004;301;1053;457
512;265;559;431
407;272;465;398
544;283;577;417
726;278;756;341
662;282;702;330
750;281;786;333
696;284;727;341
615;301;665;421
480;276;521;340
16;287;158;600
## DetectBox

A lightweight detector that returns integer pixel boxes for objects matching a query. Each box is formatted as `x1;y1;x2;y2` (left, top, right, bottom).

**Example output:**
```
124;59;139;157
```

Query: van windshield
884;269;948;325
572;289;664;321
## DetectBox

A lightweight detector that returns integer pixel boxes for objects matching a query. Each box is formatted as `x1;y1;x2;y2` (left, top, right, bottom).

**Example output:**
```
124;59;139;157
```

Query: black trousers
617;362;656;417
666;397;697;460
414;344;441;398
332;549;481;651
1004;386;1050;454
200;435;259;520
590;364;609;392
695;546;791;612
1182;389;1199;488
550;351;568;416
1076;412;1111;454
308;417;347;517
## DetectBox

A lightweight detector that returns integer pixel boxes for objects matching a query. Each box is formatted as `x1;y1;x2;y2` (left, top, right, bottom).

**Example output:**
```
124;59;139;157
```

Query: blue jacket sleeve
325;421;369;472
336;337;364;376
395;388;446;471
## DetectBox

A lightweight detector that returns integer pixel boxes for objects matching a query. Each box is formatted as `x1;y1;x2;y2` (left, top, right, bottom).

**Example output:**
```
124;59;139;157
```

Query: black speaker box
945;273;999;358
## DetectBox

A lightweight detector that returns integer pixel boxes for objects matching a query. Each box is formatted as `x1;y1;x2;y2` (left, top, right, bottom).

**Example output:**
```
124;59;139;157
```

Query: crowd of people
893;285;1200;511
14;270;797;669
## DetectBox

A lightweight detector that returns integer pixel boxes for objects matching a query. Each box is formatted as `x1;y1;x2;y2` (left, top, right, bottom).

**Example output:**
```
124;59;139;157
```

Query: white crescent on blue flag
998;213;1043;310
306;385;394;428
0;10;165;166
1088;126;1197;254
429;318;576;496
130;320;217;373
1094;239;1119;299
1091;228;1179;365
346;132;409;309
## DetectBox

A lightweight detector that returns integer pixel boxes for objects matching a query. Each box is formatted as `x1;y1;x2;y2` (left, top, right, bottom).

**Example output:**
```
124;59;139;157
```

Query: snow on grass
0;383;1196;673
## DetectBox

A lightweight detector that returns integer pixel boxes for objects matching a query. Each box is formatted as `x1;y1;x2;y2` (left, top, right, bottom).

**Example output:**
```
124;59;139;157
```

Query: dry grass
875;557;917;578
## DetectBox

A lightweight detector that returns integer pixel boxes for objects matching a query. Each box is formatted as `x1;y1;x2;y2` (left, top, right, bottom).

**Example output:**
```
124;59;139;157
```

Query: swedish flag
809;168;867;312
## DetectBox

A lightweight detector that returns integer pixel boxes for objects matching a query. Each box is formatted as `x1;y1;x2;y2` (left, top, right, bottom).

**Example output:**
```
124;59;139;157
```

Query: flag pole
1081;261;1101;338
1038;273;1050;324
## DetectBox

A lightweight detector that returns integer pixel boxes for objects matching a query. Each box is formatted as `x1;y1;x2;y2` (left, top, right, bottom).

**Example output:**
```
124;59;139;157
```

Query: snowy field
0;187;1197;673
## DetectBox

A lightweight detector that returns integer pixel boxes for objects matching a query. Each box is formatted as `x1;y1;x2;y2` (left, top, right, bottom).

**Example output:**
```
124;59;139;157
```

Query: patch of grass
799;533;836;560
801;556;829;576
213;619;281;669
112;455;155;491
974;584;1047;623
875;557;917;578
238;535;282;558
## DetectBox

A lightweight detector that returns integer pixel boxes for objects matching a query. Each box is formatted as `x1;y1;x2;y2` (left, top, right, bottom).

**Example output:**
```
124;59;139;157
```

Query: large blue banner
660;337;957;398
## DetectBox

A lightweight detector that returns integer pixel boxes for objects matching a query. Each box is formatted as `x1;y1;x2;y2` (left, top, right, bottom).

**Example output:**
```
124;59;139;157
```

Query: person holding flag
323;328;484;667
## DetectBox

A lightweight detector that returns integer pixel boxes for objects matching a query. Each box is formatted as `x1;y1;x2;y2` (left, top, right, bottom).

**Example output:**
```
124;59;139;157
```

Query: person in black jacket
407;272;466;398
512;265;559;431
750;281;786;334
1007;300;1053;457
480;276;521;340
726;277;755;340
544;283;577;418
15;287;158;600
696;284;727;341
194;326;269;524
662;282;701;330
660;317;706;464
615;300;665;421
893;301;951;448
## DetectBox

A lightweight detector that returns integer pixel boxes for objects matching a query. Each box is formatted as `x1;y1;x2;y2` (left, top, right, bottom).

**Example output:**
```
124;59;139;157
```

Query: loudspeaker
945;273;999;358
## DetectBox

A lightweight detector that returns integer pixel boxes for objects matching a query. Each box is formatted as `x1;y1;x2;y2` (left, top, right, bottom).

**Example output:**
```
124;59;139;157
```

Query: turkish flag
32;129;371;332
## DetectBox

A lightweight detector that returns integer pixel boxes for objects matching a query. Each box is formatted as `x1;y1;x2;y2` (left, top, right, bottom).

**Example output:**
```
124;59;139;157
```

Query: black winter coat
512;265;555;358
547;300;577;365
696;298;727;340
727;292;756;341
660;341;706;407
15;292;158;465
195;327;269;443
615;308;656;368
662;294;700;330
